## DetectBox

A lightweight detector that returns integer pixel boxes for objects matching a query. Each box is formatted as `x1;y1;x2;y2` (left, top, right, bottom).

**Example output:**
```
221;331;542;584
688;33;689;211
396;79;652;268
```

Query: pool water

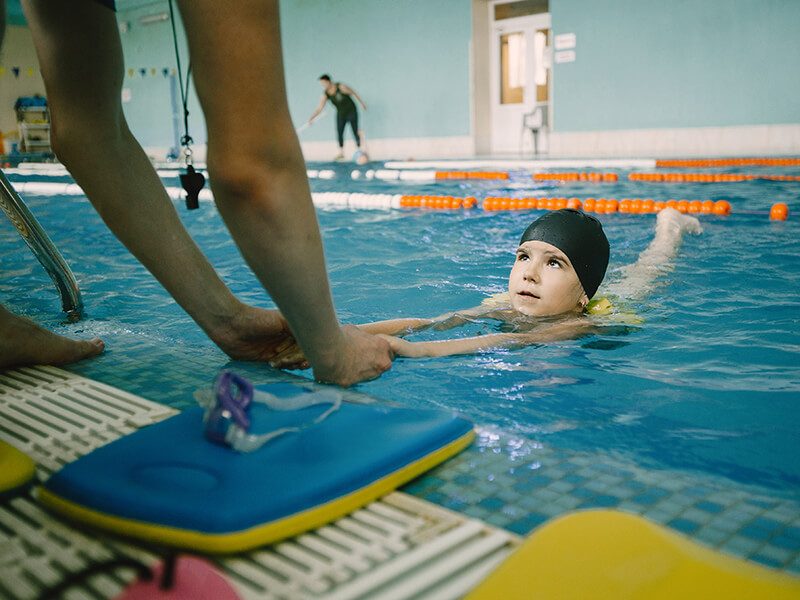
2;162;800;570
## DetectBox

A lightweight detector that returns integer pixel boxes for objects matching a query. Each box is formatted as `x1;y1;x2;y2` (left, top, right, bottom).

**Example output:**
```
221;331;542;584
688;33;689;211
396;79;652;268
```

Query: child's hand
657;207;703;235
268;340;310;371
679;213;703;235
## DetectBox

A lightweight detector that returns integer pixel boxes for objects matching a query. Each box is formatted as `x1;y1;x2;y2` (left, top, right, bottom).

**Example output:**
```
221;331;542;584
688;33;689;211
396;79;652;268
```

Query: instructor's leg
21;0;292;362
176;0;391;386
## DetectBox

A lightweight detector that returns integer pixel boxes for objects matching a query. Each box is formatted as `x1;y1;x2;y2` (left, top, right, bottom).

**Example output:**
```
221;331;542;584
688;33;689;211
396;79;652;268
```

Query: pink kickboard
117;556;239;600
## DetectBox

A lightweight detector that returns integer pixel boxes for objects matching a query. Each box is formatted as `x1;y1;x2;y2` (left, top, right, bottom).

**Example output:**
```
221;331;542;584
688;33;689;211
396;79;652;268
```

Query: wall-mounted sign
554;32;576;50
554;50;576;64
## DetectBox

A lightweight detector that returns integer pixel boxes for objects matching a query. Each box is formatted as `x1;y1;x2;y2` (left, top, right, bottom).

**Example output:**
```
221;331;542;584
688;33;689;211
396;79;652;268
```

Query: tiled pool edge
405;430;800;574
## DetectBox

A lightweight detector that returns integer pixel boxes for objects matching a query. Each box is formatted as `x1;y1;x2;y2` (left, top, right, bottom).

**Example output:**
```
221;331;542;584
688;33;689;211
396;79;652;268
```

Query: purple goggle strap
213;370;254;430
199;371;342;453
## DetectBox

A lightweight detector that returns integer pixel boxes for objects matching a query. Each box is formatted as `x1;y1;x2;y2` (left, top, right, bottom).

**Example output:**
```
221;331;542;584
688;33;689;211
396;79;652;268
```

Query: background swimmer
307;74;367;161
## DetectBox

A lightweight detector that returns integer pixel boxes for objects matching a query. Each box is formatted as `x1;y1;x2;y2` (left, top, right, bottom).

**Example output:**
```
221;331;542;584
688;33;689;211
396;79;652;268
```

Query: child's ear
579;293;589;308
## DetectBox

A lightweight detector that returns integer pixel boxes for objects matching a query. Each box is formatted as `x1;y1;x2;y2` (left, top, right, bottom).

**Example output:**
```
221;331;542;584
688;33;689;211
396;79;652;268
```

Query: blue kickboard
42;383;473;537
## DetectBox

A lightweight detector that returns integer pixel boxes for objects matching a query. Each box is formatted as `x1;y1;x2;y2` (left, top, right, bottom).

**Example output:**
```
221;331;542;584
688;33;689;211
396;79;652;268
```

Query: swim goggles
195;371;341;453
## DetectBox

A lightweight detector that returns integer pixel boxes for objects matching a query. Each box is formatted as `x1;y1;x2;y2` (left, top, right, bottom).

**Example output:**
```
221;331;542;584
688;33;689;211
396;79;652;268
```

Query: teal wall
112;0;474;149
550;0;800;132
8;0;798;149
279;0;472;141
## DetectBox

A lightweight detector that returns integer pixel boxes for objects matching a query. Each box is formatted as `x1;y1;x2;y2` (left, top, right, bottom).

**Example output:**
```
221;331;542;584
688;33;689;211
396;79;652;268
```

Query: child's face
508;240;587;317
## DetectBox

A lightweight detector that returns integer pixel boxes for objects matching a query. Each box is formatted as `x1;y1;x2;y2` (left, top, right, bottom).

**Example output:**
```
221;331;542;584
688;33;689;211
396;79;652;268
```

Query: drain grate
0;366;519;599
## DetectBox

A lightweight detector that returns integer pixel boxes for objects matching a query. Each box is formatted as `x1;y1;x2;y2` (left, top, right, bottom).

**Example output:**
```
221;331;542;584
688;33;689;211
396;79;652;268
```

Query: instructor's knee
207;148;304;204
49;116;125;168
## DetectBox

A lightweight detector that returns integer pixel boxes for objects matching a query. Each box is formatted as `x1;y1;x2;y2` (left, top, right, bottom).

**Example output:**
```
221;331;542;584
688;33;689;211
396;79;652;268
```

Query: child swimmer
270;207;702;365
361;207;701;358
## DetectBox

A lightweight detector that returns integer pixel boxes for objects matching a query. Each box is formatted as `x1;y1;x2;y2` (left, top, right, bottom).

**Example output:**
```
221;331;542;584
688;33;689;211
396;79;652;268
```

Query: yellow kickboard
0;440;36;495
467;509;800;599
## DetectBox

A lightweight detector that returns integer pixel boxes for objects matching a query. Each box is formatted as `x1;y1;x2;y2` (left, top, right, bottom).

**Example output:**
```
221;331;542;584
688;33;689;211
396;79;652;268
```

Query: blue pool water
2;162;800;566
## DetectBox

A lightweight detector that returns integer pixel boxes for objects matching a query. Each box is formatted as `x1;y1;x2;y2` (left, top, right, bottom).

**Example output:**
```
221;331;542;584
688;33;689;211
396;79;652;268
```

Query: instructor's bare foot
0;306;104;369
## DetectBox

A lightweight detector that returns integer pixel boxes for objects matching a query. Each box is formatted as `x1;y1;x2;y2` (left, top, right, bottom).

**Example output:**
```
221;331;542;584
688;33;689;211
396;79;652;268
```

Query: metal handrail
0;168;83;321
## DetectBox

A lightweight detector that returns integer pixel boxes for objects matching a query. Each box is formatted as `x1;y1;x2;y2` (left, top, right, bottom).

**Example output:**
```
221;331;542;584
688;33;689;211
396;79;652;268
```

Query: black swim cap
518;209;609;298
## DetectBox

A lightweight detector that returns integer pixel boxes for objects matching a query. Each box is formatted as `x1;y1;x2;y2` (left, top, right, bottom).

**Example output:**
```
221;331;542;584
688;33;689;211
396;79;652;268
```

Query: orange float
713;200;731;215
769;203;789;221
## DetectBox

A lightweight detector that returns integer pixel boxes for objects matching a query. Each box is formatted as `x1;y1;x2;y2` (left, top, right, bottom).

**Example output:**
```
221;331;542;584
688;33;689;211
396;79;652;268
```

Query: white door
489;12;551;154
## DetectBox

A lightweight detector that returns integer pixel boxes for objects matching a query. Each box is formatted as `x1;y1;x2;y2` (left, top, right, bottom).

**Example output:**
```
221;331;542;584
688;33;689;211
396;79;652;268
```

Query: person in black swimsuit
307;74;367;161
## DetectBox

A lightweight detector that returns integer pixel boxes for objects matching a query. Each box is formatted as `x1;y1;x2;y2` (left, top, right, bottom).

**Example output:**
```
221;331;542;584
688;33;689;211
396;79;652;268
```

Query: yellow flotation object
586;296;614;315
466;510;800;599
0;440;36;497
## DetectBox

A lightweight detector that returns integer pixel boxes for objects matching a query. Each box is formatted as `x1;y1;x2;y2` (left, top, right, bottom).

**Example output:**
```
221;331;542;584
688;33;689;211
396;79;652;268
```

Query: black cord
167;0;206;209
168;0;193;148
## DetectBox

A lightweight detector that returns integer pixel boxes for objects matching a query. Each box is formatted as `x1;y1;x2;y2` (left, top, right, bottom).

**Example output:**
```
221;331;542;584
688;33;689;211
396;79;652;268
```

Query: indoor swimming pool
2;161;799;573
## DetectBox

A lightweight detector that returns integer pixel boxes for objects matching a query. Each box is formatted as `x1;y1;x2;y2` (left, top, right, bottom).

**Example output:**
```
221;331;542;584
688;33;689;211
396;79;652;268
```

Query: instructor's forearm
396;320;593;357
211;157;346;368
65;131;242;333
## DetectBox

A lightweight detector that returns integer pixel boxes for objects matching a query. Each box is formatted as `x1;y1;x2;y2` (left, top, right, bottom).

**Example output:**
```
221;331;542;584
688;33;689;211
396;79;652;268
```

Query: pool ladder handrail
0;168;83;322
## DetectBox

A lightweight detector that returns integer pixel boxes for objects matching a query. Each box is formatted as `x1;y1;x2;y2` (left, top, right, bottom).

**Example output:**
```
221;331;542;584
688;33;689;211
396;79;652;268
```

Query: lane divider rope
629;172;800;183
9;181;789;218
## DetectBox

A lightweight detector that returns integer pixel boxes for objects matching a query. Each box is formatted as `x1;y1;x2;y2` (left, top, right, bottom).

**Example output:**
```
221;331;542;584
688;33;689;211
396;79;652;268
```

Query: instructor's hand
313;325;393;387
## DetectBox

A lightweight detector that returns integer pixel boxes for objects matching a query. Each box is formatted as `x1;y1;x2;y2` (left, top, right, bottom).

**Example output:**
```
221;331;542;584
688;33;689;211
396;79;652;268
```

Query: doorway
488;2;551;155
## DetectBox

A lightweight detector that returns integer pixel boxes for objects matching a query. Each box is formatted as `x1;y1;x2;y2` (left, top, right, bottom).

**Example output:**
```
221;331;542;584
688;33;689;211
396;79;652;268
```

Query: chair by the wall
522;104;549;155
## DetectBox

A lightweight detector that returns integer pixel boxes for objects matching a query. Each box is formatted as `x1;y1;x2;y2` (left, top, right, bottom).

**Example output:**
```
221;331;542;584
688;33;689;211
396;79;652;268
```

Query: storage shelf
16;102;52;153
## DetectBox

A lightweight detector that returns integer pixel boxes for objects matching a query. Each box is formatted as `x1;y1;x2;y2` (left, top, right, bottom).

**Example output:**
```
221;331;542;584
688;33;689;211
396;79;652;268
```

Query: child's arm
602;208;702;302
358;318;436;336
267;307;489;367
357;305;488;336
380;317;598;358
